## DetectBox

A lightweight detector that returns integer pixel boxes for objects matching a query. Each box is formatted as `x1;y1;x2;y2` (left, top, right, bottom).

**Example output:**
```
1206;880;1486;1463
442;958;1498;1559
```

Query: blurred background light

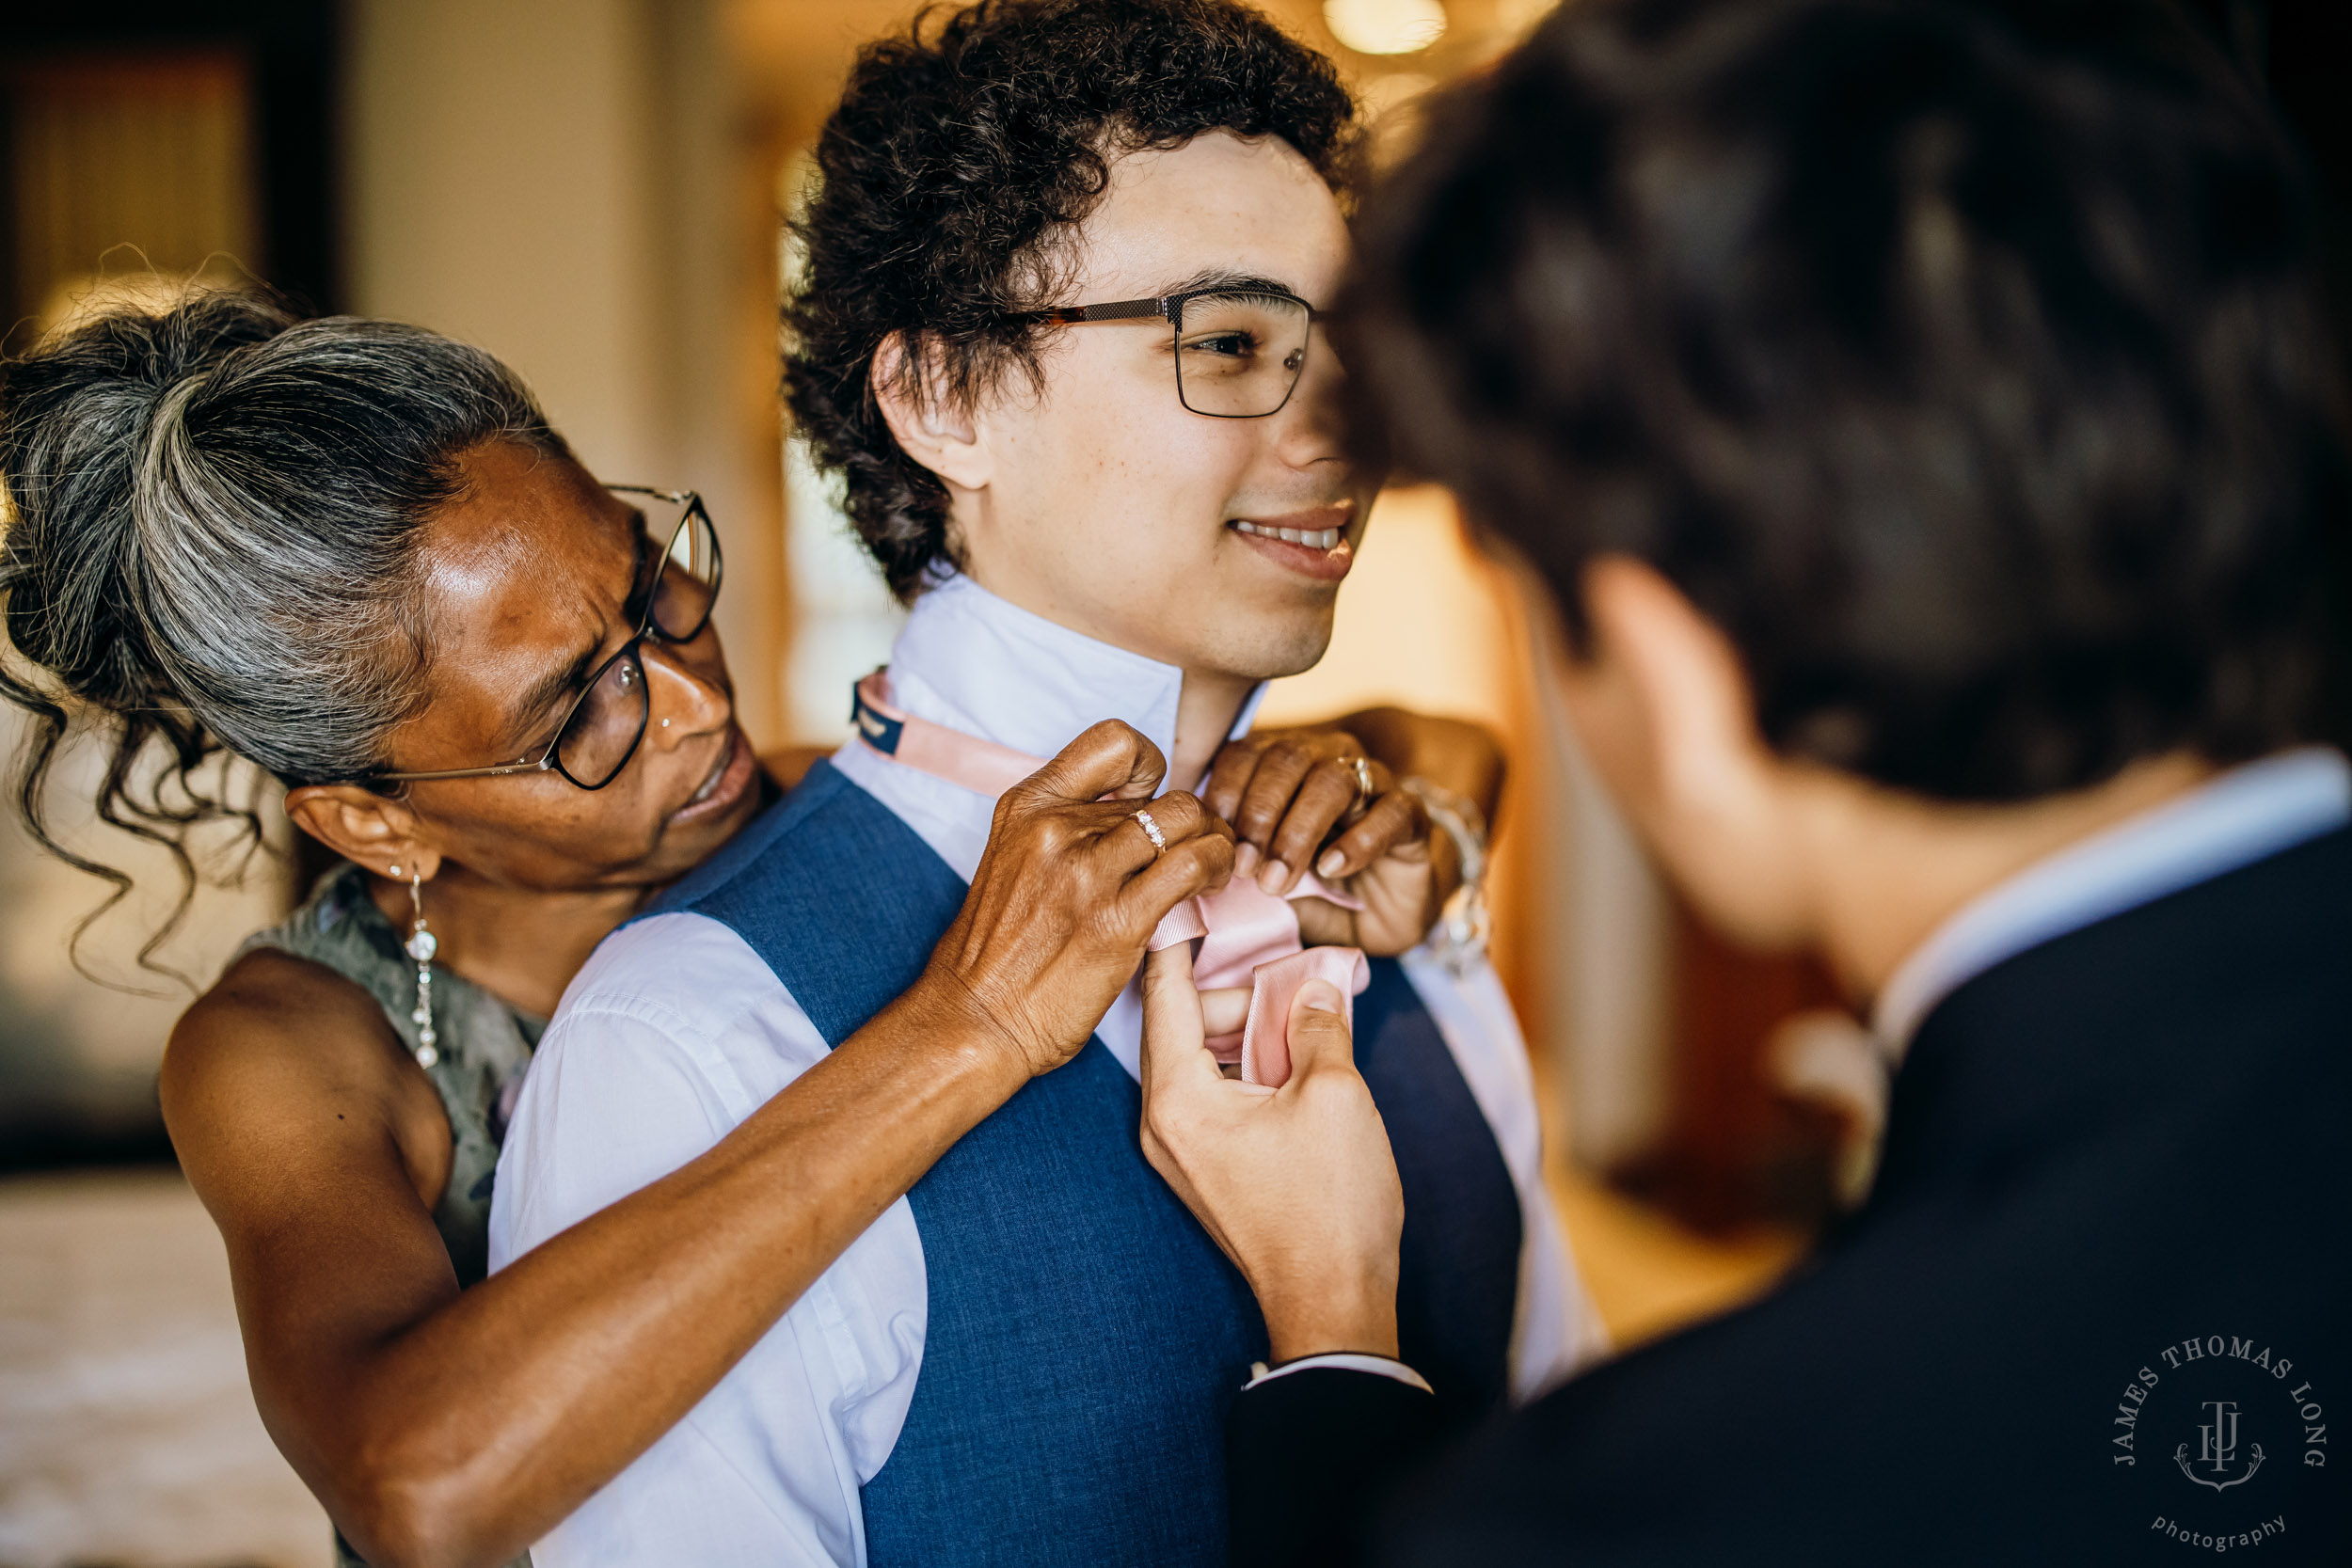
1356;71;1436;124
1323;0;1447;55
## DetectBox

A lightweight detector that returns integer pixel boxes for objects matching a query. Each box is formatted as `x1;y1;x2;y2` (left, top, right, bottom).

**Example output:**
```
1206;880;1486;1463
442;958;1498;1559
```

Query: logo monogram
2175;1400;2265;1491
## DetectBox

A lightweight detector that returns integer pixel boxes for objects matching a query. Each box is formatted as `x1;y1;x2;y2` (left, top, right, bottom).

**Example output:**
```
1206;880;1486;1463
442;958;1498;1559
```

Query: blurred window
778;150;905;744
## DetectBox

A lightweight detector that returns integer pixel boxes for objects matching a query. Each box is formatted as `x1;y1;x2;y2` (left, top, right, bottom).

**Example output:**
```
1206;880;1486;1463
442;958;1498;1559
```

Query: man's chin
1202;611;1340;686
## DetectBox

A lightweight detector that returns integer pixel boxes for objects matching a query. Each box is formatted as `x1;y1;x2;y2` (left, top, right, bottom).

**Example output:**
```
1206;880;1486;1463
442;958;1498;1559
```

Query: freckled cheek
528;768;653;834
529;784;670;872
1115;424;1259;546
1023;352;1260;562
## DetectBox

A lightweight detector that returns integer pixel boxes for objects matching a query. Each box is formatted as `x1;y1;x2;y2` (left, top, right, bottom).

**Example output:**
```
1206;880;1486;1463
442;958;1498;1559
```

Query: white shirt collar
1872;746;2352;1050
882;572;1266;785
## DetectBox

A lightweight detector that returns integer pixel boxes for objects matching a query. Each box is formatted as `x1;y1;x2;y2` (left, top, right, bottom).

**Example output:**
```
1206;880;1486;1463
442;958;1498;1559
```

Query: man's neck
905;571;1261;788
1172;669;1257;791
1801;750;2217;1006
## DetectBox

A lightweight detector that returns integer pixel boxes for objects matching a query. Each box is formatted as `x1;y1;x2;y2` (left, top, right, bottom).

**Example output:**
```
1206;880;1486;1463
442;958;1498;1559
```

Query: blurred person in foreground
0;295;1486;1568
1137;0;2351;1561
488;1;1599;1563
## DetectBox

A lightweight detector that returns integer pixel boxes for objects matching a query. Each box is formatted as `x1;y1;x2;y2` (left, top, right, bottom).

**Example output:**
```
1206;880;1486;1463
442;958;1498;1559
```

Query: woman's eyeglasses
1016;285;1324;419
368;486;723;792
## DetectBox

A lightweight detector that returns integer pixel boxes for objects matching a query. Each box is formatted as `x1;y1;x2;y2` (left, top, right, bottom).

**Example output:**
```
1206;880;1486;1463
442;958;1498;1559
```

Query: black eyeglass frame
363;486;724;791
1016;285;1327;420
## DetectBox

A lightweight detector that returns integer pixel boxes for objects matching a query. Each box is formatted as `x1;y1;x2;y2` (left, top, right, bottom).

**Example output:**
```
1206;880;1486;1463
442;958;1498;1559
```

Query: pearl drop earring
405;872;439;1069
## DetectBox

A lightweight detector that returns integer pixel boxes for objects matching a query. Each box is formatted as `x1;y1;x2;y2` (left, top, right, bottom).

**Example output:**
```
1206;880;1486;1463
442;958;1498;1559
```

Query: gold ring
1134;808;1168;852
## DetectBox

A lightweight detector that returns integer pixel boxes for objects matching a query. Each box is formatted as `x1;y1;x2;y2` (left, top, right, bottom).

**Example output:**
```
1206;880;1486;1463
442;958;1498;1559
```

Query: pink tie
852;673;1368;1086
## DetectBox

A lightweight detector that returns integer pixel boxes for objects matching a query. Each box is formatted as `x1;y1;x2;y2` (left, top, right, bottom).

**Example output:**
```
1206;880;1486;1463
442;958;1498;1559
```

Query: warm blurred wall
1;0;341;334
345;0;668;481
0;11;334;1164
5;51;262;325
343;0;790;747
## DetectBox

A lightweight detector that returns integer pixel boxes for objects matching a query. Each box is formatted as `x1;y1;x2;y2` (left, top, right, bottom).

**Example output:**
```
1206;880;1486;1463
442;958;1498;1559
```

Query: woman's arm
166;722;1232;1568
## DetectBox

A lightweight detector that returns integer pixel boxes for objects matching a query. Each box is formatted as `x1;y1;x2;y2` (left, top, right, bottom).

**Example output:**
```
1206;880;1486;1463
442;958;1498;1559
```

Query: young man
1138;0;2351;1561
488;2;1598;1563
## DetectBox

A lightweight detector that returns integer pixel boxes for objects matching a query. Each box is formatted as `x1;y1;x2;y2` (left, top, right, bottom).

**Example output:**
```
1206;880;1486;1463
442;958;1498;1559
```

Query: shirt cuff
1243;1354;1434;1395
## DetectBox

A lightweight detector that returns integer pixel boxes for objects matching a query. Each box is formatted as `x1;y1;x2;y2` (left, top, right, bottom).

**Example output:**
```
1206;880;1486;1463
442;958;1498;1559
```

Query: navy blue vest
650;761;1521;1566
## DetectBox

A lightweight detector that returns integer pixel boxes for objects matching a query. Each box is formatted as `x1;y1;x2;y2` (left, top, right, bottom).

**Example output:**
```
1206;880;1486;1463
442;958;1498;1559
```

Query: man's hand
1138;943;1404;1364
1202;728;1456;956
927;721;1235;1079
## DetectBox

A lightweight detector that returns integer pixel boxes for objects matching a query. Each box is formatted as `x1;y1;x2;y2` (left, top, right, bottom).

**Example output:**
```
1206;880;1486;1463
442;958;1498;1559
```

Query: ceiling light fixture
1324;0;1448;55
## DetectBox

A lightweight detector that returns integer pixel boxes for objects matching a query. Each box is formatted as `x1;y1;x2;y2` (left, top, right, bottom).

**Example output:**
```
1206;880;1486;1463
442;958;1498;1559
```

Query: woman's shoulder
165;941;454;1212
176;864;399;1064
163;870;438;1153
167;944;409;1102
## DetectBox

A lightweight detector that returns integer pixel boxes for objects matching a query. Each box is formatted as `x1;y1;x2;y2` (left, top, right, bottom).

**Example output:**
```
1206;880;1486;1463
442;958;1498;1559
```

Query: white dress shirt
1872;746;2352;1050
489;573;1603;1568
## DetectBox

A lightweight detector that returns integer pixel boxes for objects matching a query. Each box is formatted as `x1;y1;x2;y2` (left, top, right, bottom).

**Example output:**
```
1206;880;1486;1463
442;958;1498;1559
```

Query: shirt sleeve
488;913;926;1568
1243;1353;1434;1393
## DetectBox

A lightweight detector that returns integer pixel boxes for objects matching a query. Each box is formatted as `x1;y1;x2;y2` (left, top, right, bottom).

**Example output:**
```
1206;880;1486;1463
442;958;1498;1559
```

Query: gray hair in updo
0;288;564;971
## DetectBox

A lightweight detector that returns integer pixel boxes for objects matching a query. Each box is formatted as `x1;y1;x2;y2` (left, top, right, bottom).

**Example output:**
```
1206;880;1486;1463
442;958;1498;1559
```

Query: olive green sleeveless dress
238;863;542;1568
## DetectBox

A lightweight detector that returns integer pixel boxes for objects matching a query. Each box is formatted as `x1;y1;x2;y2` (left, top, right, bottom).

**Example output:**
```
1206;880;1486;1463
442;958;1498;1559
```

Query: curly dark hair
1347;0;2346;802
785;0;1360;601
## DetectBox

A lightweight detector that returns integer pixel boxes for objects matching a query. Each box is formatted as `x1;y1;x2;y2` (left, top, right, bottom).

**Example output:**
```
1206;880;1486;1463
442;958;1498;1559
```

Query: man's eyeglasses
368;486;723;792
1017;285;1325;419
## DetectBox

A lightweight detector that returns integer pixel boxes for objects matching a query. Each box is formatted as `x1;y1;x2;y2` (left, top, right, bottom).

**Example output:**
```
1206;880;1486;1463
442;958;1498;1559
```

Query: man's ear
871;332;992;492
282;784;442;882
1569;554;1819;948
1580;555;1770;820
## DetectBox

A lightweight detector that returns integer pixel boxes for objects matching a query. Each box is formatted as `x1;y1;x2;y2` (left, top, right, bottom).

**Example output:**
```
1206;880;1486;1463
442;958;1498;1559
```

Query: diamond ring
1134;808;1168;852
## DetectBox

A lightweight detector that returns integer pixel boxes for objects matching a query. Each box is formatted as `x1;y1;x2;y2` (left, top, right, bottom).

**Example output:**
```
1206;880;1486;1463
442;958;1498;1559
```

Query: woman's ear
283;784;442;882
871;331;993;492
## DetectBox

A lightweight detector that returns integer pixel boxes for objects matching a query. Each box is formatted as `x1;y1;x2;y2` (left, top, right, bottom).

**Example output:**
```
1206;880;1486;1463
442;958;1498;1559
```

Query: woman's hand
1139;943;1405;1363
929;719;1236;1077
1203;726;1454;956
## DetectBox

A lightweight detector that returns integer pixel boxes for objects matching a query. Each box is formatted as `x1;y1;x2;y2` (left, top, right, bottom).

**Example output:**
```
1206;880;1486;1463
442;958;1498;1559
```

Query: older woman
0;291;1494;1568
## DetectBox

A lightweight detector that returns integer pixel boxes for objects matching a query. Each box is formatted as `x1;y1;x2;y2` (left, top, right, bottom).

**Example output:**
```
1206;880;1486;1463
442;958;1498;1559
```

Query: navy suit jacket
1230;829;2352;1566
